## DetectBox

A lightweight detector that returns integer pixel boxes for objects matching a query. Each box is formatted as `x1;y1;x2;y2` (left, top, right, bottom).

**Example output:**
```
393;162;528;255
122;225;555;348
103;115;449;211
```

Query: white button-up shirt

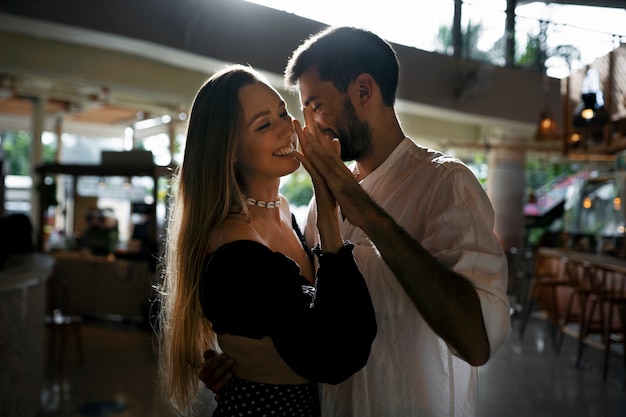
304;137;511;417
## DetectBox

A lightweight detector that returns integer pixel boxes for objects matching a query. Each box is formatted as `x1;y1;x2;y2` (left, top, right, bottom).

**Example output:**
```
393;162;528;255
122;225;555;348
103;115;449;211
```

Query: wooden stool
45;274;84;372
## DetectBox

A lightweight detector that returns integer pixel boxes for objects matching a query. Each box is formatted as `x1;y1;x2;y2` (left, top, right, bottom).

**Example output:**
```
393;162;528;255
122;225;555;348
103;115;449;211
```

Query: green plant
2;130;57;175
280;168;313;207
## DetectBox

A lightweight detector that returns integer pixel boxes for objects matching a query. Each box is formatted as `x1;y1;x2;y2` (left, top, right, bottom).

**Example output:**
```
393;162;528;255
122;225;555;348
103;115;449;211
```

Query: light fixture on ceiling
573;92;609;127
572;66;609;128
534;75;560;141
534;109;559;141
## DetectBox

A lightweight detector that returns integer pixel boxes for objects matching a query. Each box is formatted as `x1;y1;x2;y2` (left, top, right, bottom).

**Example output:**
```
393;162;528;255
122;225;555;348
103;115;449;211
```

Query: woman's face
235;81;299;183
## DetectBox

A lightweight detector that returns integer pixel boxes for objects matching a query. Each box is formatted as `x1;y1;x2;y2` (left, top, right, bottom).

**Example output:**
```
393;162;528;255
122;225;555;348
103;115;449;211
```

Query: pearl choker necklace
245;197;281;209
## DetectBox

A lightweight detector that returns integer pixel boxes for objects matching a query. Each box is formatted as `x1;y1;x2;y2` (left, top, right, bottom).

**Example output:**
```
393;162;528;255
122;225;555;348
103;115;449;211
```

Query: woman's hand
293;107;342;253
292;112;339;215
293;108;372;231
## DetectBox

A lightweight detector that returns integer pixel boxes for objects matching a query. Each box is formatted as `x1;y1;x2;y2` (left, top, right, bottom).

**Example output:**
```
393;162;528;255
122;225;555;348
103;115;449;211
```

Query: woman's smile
273;143;295;157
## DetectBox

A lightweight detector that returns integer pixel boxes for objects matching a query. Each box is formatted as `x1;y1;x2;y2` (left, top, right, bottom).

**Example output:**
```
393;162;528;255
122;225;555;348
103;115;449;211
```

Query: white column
168;117;176;164
30;95;46;248
487;136;527;252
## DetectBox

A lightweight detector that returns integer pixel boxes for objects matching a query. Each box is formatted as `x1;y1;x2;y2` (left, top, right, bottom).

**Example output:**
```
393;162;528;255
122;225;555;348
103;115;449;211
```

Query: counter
0;253;54;417
50;251;153;322
537;247;626;273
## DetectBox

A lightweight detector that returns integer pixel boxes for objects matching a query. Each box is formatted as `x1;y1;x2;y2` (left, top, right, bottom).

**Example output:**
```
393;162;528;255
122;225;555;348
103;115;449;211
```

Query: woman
157;65;376;417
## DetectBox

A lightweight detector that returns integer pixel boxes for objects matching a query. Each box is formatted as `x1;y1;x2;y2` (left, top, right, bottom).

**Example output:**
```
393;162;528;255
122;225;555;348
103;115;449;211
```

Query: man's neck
356;133;405;180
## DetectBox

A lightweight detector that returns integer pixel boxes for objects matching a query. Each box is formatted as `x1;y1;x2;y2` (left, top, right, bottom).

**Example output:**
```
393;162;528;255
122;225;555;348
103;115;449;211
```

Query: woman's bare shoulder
208;214;260;253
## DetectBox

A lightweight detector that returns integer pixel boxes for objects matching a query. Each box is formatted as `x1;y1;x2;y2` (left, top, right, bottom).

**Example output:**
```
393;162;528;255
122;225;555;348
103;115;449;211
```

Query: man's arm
355;200;491;365
301;130;495;366
198;350;234;399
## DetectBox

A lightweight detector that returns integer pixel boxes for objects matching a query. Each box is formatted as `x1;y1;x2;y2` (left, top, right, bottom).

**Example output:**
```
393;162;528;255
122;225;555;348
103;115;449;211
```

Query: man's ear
355;73;374;106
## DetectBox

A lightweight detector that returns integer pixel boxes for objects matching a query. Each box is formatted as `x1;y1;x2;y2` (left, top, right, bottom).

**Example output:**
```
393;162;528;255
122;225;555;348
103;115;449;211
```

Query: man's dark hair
284;26;399;106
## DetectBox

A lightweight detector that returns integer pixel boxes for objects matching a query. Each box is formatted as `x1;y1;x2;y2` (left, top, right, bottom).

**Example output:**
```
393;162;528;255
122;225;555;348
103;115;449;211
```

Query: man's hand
293;116;338;214
295;107;373;229
198;350;234;401
294;113;344;253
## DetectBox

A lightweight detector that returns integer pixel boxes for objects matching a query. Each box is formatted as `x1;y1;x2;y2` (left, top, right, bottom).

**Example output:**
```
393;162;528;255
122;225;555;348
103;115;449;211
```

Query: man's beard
336;98;373;162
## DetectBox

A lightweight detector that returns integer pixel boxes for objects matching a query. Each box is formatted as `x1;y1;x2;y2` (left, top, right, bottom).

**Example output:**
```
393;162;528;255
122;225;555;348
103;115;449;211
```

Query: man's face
297;69;373;161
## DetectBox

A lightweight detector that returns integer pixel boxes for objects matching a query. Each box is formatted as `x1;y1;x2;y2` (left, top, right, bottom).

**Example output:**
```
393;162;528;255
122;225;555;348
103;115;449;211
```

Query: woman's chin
279;158;301;177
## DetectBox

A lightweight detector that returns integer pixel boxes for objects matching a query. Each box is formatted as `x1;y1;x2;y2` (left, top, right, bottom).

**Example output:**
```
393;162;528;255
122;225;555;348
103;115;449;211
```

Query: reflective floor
39;314;625;417
40;321;180;417
478;312;625;417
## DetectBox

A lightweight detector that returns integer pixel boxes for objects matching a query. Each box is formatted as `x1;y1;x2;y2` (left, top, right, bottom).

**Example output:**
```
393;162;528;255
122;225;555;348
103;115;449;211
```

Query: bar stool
507;247;534;318
520;253;571;351
45;273;84;372
576;264;626;382
557;260;594;354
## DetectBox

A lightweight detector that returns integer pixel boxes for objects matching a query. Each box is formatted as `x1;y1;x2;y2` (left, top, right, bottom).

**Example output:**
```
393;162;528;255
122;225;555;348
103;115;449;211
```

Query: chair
556;260;594;353
576;264;626;382
506;247;534;318
45;272;84;372
519;253;572;351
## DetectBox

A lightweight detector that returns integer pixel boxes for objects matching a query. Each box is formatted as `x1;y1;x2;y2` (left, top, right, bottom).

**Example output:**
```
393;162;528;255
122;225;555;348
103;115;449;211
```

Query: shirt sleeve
421;164;511;359
200;240;377;384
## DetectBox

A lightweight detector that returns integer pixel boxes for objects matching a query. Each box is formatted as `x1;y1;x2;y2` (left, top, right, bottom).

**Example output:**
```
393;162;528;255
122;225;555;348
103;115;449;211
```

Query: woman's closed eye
255;121;271;132
255;111;292;132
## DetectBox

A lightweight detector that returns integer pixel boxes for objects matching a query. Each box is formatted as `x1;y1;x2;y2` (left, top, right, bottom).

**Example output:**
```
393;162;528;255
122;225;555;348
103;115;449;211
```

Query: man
201;26;511;416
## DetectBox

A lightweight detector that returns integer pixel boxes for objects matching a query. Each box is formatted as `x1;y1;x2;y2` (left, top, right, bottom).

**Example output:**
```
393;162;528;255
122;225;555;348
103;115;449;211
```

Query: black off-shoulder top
199;219;377;385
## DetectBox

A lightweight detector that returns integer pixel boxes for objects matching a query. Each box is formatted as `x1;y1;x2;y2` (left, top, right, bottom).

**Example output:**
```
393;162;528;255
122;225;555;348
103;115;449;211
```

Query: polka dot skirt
212;377;320;417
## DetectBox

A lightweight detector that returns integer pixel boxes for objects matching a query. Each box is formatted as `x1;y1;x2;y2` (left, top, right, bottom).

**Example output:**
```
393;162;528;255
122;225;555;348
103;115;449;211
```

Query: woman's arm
200;241;376;384
293;117;342;254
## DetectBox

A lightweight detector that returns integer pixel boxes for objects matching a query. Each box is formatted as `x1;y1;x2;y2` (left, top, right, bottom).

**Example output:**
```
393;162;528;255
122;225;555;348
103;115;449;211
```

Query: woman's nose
281;117;296;136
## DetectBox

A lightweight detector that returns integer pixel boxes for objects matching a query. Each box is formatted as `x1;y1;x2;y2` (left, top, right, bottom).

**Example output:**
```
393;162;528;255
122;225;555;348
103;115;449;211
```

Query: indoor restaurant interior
0;1;625;416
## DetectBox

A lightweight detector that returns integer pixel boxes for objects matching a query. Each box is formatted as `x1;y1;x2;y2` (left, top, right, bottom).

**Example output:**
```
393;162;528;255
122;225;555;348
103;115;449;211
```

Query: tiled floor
39;314;625;417
478;313;625;417
39;320;198;417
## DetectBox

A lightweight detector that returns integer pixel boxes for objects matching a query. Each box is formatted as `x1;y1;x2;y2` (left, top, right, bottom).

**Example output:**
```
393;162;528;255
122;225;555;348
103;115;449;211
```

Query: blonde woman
157;65;376;417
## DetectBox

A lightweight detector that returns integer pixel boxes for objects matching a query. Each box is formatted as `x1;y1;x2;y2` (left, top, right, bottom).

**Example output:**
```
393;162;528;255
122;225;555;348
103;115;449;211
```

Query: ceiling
518;0;625;7
0;0;623;152
0;74;142;125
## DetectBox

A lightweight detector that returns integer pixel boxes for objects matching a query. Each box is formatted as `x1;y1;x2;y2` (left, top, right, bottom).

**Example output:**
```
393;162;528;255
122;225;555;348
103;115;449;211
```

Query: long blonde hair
157;65;263;415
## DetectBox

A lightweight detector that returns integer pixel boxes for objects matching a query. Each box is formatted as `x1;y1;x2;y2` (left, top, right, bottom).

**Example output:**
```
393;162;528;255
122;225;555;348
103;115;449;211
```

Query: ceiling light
534;110;559;141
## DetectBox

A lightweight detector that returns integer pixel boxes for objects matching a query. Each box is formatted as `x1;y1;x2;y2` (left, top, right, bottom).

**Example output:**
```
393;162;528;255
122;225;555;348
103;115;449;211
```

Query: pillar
30;95;46;249
167;116;176;163
0;132;5;218
505;0;517;67
487;136;526;252
452;0;462;58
